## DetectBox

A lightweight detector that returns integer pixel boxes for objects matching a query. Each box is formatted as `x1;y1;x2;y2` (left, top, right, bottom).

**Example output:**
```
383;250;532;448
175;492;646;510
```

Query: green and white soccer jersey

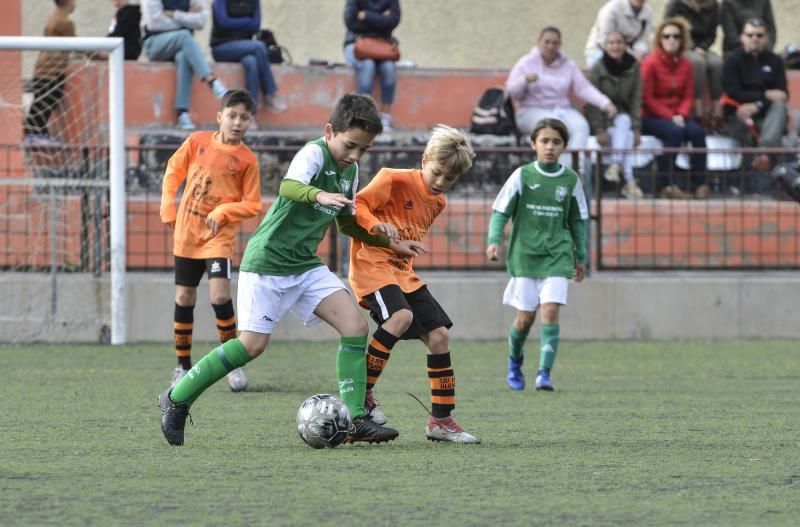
240;138;359;276
492;161;588;278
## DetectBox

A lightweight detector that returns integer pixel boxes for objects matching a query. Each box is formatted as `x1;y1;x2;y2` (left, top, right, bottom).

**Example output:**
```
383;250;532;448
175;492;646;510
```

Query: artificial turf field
1;340;798;526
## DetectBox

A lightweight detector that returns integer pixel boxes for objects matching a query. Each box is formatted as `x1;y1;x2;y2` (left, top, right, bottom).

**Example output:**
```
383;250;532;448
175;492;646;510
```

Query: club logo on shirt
340;179;352;195
554;185;567;203
225;155;240;175
405;199;414;209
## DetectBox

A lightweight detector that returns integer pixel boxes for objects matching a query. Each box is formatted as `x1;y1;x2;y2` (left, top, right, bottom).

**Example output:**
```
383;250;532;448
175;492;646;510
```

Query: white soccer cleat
364;389;387;425
170;366;189;388
226;367;248;392
425;416;480;444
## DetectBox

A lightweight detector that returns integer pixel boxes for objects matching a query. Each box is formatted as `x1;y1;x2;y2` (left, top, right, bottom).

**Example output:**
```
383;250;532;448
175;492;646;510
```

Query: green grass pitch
1;340;799;526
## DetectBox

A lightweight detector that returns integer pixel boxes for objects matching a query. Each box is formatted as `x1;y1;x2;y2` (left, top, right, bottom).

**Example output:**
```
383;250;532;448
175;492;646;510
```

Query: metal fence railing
2;141;799;274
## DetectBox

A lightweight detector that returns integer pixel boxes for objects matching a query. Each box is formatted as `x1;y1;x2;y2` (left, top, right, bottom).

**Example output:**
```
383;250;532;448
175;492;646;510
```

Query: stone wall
21;1;800;71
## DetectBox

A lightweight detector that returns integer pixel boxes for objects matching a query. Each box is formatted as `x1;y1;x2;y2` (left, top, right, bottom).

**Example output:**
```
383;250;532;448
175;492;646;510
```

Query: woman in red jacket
641;17;708;198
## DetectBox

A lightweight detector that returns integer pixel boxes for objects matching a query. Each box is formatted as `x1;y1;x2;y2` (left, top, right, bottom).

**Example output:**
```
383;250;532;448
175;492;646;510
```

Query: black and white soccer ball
296;393;352;449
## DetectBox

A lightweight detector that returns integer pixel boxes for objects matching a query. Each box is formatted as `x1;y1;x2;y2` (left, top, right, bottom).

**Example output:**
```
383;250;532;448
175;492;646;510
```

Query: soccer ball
296;393;352;449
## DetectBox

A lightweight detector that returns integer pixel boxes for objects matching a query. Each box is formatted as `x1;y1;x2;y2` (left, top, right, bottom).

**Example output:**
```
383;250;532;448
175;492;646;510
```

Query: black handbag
257;29;292;65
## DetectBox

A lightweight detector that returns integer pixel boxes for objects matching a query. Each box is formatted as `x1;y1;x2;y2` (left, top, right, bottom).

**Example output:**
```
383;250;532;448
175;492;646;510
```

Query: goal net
0;37;127;344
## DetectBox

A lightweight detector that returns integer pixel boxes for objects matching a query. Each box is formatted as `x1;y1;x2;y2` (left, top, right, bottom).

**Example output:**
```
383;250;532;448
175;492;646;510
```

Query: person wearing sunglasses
641;17;708;199
721;17;788;188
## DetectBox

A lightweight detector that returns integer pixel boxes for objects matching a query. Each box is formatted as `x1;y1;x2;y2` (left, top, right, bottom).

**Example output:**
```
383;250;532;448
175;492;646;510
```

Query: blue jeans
212;39;278;111
143;29;213;111
642;116;707;190
343;43;396;105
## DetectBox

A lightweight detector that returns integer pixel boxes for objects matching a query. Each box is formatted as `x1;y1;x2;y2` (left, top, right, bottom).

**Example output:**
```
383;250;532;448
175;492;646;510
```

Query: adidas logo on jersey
210;261;222;273
405;199;414;209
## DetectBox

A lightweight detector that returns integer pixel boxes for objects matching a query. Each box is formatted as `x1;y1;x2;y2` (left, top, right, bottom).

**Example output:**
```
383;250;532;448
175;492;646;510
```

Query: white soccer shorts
502;276;568;312
237;266;347;334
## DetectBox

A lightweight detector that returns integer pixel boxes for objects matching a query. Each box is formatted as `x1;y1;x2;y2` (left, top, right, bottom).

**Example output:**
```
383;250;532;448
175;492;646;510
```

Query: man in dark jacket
722;17;787;180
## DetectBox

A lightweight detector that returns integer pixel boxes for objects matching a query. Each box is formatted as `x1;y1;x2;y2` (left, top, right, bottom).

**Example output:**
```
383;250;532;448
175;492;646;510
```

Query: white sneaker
264;93;288;112
23;134;61;146
622;180;644;199
425;416;480;444
364;389;387;425
380;112;393;133
226;367;248;392
170;366;189;387
210;79;228;99
176;112;196;131
604;163;621;182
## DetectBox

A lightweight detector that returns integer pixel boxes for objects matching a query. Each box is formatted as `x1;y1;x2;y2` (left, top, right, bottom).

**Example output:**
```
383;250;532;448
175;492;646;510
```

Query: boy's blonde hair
423;124;476;176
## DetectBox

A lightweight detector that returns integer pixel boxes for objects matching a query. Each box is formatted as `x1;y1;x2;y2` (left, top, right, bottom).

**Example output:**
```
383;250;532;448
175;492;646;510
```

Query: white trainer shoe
176;112;196;131
226;367;248;392
210;79;228;99
425;416;480;444
170;366;190;387
364;389;387;425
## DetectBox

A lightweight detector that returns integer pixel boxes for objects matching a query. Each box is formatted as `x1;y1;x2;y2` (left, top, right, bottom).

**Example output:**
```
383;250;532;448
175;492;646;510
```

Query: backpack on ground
470;87;516;136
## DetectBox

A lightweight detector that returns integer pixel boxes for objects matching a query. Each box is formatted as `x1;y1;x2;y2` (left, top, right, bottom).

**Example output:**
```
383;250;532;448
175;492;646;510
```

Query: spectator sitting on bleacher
108;0;142;61
584;0;653;68
721;0;776;55
587;31;644;199
641;17;708;199
506;26;617;168
210;0;287;117
721;17;787;177
343;0;401;133
664;0;723;132
141;0;229;131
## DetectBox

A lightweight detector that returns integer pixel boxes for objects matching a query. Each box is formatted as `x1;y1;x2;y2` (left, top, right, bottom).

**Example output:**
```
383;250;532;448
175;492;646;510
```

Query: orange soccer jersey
160;131;261;260
349;168;445;304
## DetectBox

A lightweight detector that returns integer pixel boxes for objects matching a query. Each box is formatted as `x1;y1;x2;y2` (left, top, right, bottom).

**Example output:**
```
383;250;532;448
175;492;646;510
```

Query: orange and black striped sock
366;326;399;390
212;300;237;343
174;303;194;370
428;352;455;418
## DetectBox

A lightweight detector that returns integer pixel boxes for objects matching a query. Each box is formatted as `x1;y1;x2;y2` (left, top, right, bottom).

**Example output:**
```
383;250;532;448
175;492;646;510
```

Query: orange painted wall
3;195;799;270
110;63;508;131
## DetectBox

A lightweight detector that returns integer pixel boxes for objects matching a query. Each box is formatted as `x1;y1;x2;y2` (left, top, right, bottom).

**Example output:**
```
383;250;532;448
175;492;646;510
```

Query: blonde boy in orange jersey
348;124;480;443
160;89;262;392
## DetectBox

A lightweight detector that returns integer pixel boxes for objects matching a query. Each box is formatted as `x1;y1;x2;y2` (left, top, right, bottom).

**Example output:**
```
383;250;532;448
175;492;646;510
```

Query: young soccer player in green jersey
486;118;588;391
157;93;425;446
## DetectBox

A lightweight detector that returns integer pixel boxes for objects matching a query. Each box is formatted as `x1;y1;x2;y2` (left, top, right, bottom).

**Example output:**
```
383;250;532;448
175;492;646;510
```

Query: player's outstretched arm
390;240;429;258
372;223;399;242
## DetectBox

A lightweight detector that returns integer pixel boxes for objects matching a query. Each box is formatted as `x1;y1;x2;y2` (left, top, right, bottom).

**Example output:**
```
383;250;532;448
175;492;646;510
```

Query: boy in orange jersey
348;124;480;443
160;89;262;392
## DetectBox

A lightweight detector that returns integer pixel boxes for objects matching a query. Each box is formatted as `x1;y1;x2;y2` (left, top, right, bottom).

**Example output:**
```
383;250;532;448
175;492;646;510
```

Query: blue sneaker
535;369;554;391
506;356;525;390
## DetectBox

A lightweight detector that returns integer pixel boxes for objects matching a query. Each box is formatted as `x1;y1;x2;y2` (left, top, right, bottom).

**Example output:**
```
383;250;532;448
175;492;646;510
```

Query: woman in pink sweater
506;26;617;167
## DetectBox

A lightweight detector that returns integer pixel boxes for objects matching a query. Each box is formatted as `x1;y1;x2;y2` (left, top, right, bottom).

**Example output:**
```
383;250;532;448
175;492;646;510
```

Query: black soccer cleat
157;388;191;446
345;415;399;444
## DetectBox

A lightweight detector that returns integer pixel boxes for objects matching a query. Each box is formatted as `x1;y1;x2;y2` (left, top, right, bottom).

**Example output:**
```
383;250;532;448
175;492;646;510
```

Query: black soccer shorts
362;284;453;340
174;255;231;287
